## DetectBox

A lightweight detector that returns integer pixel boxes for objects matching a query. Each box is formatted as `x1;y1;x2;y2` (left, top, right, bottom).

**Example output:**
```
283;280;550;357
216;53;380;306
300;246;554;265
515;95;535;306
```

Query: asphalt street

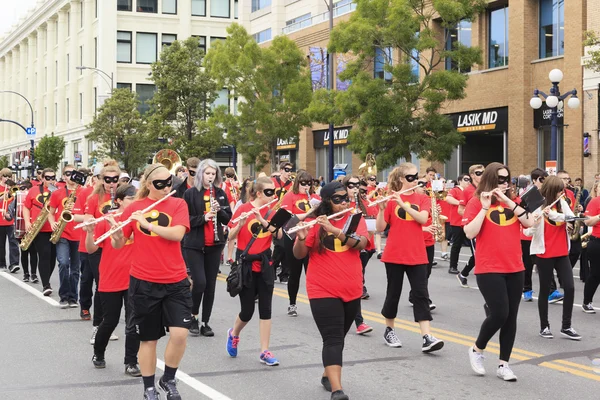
1;244;600;400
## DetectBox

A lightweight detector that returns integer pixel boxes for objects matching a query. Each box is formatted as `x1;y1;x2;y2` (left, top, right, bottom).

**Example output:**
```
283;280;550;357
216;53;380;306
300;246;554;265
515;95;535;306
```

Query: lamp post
0;91;36;175
530;68;580;164
76;66;114;93
327;0;335;182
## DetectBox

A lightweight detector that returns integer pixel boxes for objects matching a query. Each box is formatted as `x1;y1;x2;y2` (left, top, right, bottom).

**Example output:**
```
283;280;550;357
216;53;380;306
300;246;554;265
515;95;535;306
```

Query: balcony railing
282;1;357;35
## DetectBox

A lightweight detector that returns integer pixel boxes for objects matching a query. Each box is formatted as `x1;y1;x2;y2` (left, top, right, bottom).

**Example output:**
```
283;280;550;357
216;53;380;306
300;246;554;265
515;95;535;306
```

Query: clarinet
110;186;116;210
209;181;220;243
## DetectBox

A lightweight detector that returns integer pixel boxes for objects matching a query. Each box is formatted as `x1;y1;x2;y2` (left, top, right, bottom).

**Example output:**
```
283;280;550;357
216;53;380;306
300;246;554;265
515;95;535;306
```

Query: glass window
162;34;177;47
118;0;132;11
94;37;98;67
252;0;271;13
409;32;419;83
136;33;157;64
66;98;70;123
489;5;509;68
81;1;84;27
93;88;97;115
234;0;238;19
66;54;70;81
211;0;230;18
212;89;229;112
445;20;471;72
79;93;83;120
79;46;83;74
374;47;392;81
286;13;311;29
210;37;226;46
538;126;564;169
192;0;206;16
67;12;70;36
117;31;132;63
539;0;564;59
253;28;272;44
192;35;206;53
117;83;132;90
136;84;156;114
137;0;158;13
163;0;176;14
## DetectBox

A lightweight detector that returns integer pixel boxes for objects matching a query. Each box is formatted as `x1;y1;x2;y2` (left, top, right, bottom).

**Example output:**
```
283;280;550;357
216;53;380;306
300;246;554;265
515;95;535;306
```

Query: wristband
517;210;528;218
297;237;306;242
482;208;489;211
512;203;519;212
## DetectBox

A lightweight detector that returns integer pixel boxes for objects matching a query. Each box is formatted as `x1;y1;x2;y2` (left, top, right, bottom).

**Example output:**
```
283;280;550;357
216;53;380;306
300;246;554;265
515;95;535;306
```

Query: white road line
0;271;60;307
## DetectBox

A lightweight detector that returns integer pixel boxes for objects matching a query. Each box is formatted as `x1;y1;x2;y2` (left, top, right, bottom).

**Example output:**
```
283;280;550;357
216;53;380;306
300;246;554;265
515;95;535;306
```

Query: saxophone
570;187;582;241
50;189;77;244
20;184;58;251
429;189;448;242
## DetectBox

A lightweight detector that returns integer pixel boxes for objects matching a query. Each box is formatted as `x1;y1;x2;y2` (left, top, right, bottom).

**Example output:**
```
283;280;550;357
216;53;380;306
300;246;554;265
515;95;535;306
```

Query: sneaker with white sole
287;304;298;317
496;364;517;381
422;334;444;353
110;333;118;341
560;327;582;340
383;327;402;348
539;327;553;339
90;326;98;345
582;303;596;314
457;273;468;288
468;346;485;375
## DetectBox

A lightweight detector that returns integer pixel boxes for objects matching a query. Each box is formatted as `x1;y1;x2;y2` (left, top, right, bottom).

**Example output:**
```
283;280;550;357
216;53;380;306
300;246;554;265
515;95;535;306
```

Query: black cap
320;181;345;199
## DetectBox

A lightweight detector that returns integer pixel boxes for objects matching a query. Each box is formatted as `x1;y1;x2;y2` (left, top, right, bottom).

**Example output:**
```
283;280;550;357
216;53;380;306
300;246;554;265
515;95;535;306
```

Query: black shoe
22;274;30;282
432;261;438;266
143;387;161;400
200;323;214;337
92;355;106;369
321;376;332;392
422;334;444;353
331;390;349;400
159;377;181;400
31;274;39;283
59;300;69;309
560;327;582;340
377;252;383;260
80;309;92;320
68;300;79;308
42;286;53;296
125;363;142;377
8;265;20;273
448;267;459;274
361;287;370;300
456;273;468;288
189;317;200;336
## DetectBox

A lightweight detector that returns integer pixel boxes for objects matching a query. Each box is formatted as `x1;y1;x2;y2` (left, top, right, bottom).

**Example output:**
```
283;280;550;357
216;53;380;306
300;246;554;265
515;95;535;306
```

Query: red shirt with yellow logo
0;185;15;227
272;176;292;201
281;191;313;215
85;192;112;219
95;216;134;292
381;192;431;265
200;188;216;247
49;186;82;241
23;184;54;233
538;206;569;259
229;202;274;272
73;186;94;253
305;214;368;302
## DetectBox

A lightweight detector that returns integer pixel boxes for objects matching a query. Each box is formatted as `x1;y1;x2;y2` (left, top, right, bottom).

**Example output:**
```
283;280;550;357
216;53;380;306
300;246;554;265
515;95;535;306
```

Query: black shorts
128;276;192;341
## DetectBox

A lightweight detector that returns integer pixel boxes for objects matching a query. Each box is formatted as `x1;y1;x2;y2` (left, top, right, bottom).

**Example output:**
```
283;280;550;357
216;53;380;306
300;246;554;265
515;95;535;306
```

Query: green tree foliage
308;0;486;168
205;23;313;169
36;133;66;171
584;31;600;72
147;37;224;160
86;88;150;175
0;155;9;170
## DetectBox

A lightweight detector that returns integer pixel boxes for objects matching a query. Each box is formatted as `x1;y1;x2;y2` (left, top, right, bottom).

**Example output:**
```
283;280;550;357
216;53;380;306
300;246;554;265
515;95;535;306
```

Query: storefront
445;107;508;179
313;126;353;179
534;102;564;170
275;137;298;168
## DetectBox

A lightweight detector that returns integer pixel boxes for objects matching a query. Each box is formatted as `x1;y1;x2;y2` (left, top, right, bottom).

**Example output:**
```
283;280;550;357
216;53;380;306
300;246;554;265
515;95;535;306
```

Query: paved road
1;245;599;400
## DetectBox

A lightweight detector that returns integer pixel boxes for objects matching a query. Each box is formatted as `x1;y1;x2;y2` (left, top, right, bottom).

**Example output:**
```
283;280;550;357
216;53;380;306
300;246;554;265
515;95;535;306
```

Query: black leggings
184;244;224;322
284;235;308;305
521;240;536;292
238;271;274;322
310;297;360;367
475;272;524;362
536;256;574;330
381;263;431;322
354;250;374;327
460;239;476;277
20;240;38;276
94;290;140;365
584;238;600;304
449;225;465;270
33;232;56;288
88;249;104;327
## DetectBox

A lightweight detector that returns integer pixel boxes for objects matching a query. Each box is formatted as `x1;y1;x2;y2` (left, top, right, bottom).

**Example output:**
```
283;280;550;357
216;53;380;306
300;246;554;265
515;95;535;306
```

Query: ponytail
136;163;168;200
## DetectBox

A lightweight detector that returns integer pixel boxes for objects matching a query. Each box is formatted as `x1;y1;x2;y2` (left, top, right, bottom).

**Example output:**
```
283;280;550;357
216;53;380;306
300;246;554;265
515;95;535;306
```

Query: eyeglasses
463;177;472;182
404;173;419;183
346;181;360;189
298;180;311;186
331;194;350;204
497;175;510;185
263;188;275;197
44;175;56;181
64;171;73;177
152;176;173;190
188;170;196;177
283;167;293;173
474;170;484;177
103;176;119;184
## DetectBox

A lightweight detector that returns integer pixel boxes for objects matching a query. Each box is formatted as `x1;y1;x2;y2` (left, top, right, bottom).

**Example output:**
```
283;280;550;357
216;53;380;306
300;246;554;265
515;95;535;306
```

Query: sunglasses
463;177;472;182
538;177;545;183
283;167;293;173
404;173;419;183
64;171;73;177
44;175;56;181
103;176;119;184
1;175;10;178
152;176;173;190
313;180;320;185
298;180;311;186
417;181;427;186
331;194;350;204
497;175;510;185
359;188;367;194
346;182;360;189
263;188;275;197
474;171;484;177
188;170;196;177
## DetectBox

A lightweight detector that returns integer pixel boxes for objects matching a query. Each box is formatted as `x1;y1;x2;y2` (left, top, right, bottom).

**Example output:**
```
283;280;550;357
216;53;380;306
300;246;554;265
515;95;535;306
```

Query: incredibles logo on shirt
485;205;517;226
276;188;287;200
295;199;311;213
138;209;172;236
395;202;419;221
203;194;212;213
544;207;565;226
100;200;113;215
322;233;349;253
247;218;271;239
36;191;51;205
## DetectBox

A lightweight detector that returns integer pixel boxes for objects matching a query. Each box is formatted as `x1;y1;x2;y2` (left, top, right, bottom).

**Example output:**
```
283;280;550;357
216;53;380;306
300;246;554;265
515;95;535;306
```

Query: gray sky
0;0;39;38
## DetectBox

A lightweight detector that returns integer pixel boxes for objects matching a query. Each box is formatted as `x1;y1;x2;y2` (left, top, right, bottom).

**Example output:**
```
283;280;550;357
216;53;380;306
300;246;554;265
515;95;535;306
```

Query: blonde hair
0;168;12;177
388;163;417;192
137;163;169;200
92;159;121;197
249;176;274;199
592;181;600;199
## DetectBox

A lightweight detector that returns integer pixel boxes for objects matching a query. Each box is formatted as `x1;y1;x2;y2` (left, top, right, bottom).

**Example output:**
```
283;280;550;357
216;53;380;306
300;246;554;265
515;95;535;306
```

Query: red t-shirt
201;188;216;247
438;198;451;225
95;217;134;292
281;192;312;215
538;206;569;258
121;196;190;284
585;196;600;238
446;187;464;227
351;201;377;250
229;202;274;272
423;216;435;247
463;197;524;274
0;186;14;226
85;192;112;218
564;189;576;211
49;186;82;241
223;181;238;205
305;214;368;302
272;177;292;201
381;192;430;265
23;184;53;232
73;186;94;253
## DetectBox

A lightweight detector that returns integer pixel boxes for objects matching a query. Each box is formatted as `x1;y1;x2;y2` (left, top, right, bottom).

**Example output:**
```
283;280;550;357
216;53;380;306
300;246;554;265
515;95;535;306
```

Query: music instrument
14;189;27;239
152;149;182;175
286;208;355;234
109;186;116;210
570;188;583;241
20;184;58;251
428;189;448;242
209;181;220;243
1;180;17;216
50;188;78;244
367;182;425;207
231;198;278;224
581;232;591;249
74;211;124;229
358;153;377;178
93;190;176;245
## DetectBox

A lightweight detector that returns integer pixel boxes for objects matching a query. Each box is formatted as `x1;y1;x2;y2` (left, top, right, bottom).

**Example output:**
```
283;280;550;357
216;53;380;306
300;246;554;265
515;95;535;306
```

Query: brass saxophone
50;189;77;244
428;189;448;242
20;184;58;251
570;188;582;241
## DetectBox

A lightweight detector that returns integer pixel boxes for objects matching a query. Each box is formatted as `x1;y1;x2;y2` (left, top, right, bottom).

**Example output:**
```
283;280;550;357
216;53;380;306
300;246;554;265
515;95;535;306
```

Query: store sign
449;107;508;133
276;137;298;150
533;102;564;129
313;126;351;148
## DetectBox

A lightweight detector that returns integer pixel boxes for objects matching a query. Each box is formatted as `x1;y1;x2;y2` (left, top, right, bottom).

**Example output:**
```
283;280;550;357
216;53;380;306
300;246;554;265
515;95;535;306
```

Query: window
234;0;238;18
374;47;392;81
66;98;70;122
117;0;132;11
117;82;132;90
55;60;59;86
192;35;206;53
93;87;97;115
94;37;98;67
210;37;226;46
137;0;158;13
56;21;59;44
79;93;83;120
253;28;271;44
252;0;271;12
211;0;230;18
67;12;70;37
79;45;83;74
137;33;157;63
162;34;177;47
192;0;206;16
117;31;132;63
489;5;509;68
409;45;419;83
212;88;229;112
539;0;564;59
55;102;58;126
286;13;311;29
81;0;84;27
66;54;70;81
136;84;156;114
445;20;472;72
163;0;176;14
44;106;47;126
538;126;564;169
95;0;98;18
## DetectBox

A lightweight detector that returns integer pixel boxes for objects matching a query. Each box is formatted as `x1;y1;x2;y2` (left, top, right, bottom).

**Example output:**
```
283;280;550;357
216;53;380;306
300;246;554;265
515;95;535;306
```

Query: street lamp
530;68;580;163
76;66;114;93
327;0;335;182
0;91;36;176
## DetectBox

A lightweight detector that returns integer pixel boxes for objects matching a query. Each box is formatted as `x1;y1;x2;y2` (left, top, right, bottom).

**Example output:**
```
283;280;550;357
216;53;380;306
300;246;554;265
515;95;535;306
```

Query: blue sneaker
226;328;239;357
523;290;533;302
259;350;280;366
548;290;564;304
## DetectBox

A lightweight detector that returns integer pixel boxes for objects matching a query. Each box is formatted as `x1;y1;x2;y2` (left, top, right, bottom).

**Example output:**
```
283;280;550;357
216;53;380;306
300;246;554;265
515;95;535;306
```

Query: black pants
583;238;600;304
88;249;104;327
580;247;590;282
19;239;37;276
79;252;94;310
550;239;581;292
460;239;476;277
184;244;224;322
354;250;374;327
449;225;465;270
238;271;273;322
94;290;139;365
310;297;360;367
408;246;434;304
521;240;536;292
0;226;9;268
381;263;431;322
284;235;308;305
475;272;523;362
272;242;286;279
536;256;574;330
33;232;56;288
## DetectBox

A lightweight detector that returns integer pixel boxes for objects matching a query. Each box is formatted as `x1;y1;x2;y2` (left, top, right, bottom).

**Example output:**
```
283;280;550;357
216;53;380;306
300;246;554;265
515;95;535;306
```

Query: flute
230;198;278;224
367;182;425;207
74;211;124;229
286;207;355;234
93;190;176;245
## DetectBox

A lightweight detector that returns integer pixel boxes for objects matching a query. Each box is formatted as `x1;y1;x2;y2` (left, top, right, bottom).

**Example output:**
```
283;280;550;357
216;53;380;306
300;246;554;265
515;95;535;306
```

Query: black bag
226;259;244;297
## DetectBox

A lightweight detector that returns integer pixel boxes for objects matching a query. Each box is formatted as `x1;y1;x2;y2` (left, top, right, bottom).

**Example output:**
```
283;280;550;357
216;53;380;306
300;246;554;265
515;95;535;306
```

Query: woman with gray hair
183;159;232;337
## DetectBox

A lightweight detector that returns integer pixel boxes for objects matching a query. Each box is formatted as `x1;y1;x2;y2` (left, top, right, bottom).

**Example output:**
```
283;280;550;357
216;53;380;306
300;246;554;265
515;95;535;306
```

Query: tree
308;0;486;169
147;37;224;160
86;88;151;174
36;133;65;170
205;23;313;169
0;156;9;170
584;31;600;72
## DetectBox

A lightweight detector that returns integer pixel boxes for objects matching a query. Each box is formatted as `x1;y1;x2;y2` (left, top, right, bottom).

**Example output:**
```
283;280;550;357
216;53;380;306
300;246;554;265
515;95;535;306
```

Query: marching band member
7;180;38;282
174;157;199;199
464;162;534;381
183;159;232;337
226;176;282;366
84;184;141;376
582;183;600;313
293;181;368;400
413;176;437;310
0;168;18;273
271;162;294;284
377;164;444;352
223;167;240;209
445;174;469;274
111;163;191;400
48;165;82;308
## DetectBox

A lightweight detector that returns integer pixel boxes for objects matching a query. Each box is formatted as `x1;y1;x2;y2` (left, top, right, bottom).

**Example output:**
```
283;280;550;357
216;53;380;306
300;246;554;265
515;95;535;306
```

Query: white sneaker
90;326;98;345
468;346;485;375
496;364;517;381
383;327;402;348
110;333;119;341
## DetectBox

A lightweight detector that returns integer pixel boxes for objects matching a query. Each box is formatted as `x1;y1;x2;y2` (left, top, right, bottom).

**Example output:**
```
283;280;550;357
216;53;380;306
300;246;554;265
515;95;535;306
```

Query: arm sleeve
171;199;191;233
184;189;206;228
462;197;482;225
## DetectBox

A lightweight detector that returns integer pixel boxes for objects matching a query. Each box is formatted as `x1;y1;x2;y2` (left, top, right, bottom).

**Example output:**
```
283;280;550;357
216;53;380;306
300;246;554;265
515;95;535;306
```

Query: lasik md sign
449;107;508;133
